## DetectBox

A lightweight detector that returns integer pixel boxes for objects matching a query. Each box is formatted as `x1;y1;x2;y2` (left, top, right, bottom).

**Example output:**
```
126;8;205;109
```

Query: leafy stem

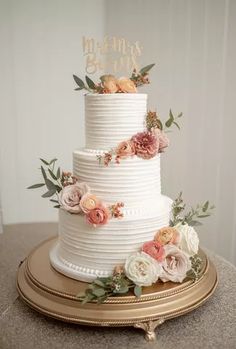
170;192;215;227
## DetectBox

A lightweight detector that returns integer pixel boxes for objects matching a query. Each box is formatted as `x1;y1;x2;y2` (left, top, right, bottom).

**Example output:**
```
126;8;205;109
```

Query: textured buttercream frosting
50;93;173;282
85;93;147;149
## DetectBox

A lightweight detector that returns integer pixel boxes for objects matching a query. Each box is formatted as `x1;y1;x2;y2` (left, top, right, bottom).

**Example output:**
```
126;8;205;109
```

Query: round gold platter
17;237;218;342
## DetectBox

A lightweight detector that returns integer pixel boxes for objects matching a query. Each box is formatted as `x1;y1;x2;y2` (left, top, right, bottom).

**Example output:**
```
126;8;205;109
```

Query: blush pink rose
153;128;170;153
131;131;159;159
160;244;191;283
86;205;110;226
142;241;165;262
79;193;101;214
115;140;136;159
58;182;90;214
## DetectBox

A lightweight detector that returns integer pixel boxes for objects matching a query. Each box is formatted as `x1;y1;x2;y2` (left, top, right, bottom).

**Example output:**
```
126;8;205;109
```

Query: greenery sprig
27;158;62;207
170;192;215;227
73;64;155;93
185;254;203;281
77;271;141;305
146;109;183;133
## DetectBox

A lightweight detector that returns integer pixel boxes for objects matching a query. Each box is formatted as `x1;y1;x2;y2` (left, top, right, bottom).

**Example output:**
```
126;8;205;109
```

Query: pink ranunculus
86;205;110;226
131;131;159;159
142;240;165;262
115;140;136;159
161;244;191;283
58;182;90;214
153;128;170;153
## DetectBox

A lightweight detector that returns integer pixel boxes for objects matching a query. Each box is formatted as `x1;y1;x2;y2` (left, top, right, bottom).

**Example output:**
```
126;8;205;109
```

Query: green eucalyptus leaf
40;158;49;165
41;166;47;181
48;168;57;180
173;121;180;130
169;109;174;121
56;167;60;179
42;189;57;198
177;112;183;118
49;158;57;165
114;286;129;294
93;279;105;287
202;201;209;212
50;199;59;203
139;63;155;75
74;87;84;91
189;220;202;226
197;214;211;218
53;205;60;208
165;118;173;128
27;183;45;189
92;288;106;297
134;285;142;298
73;75;85;88
85;75;96;89
45;178;56;190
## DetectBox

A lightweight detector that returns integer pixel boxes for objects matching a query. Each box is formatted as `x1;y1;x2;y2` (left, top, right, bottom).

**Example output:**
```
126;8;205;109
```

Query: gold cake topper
82;36;143;74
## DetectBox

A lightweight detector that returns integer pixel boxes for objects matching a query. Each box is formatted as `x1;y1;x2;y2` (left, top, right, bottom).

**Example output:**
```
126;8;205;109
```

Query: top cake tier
85;93;147;150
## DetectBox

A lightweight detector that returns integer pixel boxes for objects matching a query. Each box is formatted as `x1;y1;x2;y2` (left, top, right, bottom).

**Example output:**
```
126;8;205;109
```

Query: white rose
161;244;191;283
175;223;199;256
125;252;162;287
58;182;90;214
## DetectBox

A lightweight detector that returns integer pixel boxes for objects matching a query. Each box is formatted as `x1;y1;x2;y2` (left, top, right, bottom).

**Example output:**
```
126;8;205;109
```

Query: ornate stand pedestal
17;237;218;342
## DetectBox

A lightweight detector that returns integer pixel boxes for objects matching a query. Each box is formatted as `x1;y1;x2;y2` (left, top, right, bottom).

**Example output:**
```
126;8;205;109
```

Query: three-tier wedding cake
50;93;172;282
29;64;213;303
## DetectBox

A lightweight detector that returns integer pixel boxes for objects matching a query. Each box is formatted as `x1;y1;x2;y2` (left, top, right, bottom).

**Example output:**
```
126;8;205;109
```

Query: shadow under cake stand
17;237;218;342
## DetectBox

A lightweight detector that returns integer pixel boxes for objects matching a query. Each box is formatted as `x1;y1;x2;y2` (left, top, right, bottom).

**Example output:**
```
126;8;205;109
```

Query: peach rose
79;193;101;214
115;140;136;159
155;226;180;245
161;244;191;283
86;205;110;226
58;182;90;214
117;77;137;93
101;75;118;93
153;128;170;153
142;241;165;262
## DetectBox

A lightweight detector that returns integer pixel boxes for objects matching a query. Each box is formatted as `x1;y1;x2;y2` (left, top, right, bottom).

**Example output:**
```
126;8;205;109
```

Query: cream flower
79;193;101;213
117;77;137;93
58;182;90;214
161;244;191;283
101;75;118;93
175;223;199;256
154;226;180;245
115;140;136;159
125;252;162;287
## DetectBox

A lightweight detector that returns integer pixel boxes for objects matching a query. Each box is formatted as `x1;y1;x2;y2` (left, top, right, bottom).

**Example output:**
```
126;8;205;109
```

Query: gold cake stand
17;237;218;342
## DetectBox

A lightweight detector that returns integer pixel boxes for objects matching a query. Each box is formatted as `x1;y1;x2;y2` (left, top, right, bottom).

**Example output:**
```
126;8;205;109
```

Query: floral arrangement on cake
27;158;124;227
77;192;214;304
97;110;182;166
73;64;155;94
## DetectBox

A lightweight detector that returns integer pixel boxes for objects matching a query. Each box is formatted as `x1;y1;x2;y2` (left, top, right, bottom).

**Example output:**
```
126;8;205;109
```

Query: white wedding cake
50;93;172;282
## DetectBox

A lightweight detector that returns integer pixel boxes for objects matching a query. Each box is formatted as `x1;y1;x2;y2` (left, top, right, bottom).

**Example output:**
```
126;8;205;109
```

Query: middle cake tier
73;149;161;210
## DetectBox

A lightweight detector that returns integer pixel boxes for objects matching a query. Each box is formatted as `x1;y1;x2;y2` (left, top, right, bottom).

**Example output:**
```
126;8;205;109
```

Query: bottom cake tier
50;195;172;282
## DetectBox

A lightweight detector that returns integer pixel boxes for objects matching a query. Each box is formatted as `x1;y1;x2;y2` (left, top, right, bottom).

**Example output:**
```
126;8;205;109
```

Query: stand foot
134;319;165;341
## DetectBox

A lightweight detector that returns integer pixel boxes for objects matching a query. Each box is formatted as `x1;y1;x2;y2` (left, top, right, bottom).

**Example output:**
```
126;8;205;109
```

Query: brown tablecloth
0;223;236;349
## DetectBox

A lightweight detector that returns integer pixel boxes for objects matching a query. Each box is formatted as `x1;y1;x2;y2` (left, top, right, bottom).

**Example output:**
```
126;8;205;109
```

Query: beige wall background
1;0;236;265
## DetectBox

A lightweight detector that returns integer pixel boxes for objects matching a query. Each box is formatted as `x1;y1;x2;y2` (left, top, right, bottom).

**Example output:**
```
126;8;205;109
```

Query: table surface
0;223;236;349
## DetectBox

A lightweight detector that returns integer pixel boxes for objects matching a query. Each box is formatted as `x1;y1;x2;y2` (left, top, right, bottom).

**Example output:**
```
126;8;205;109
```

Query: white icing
49;92;174;283
50;196;172;282
73;149;161;206
85;93;147;149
